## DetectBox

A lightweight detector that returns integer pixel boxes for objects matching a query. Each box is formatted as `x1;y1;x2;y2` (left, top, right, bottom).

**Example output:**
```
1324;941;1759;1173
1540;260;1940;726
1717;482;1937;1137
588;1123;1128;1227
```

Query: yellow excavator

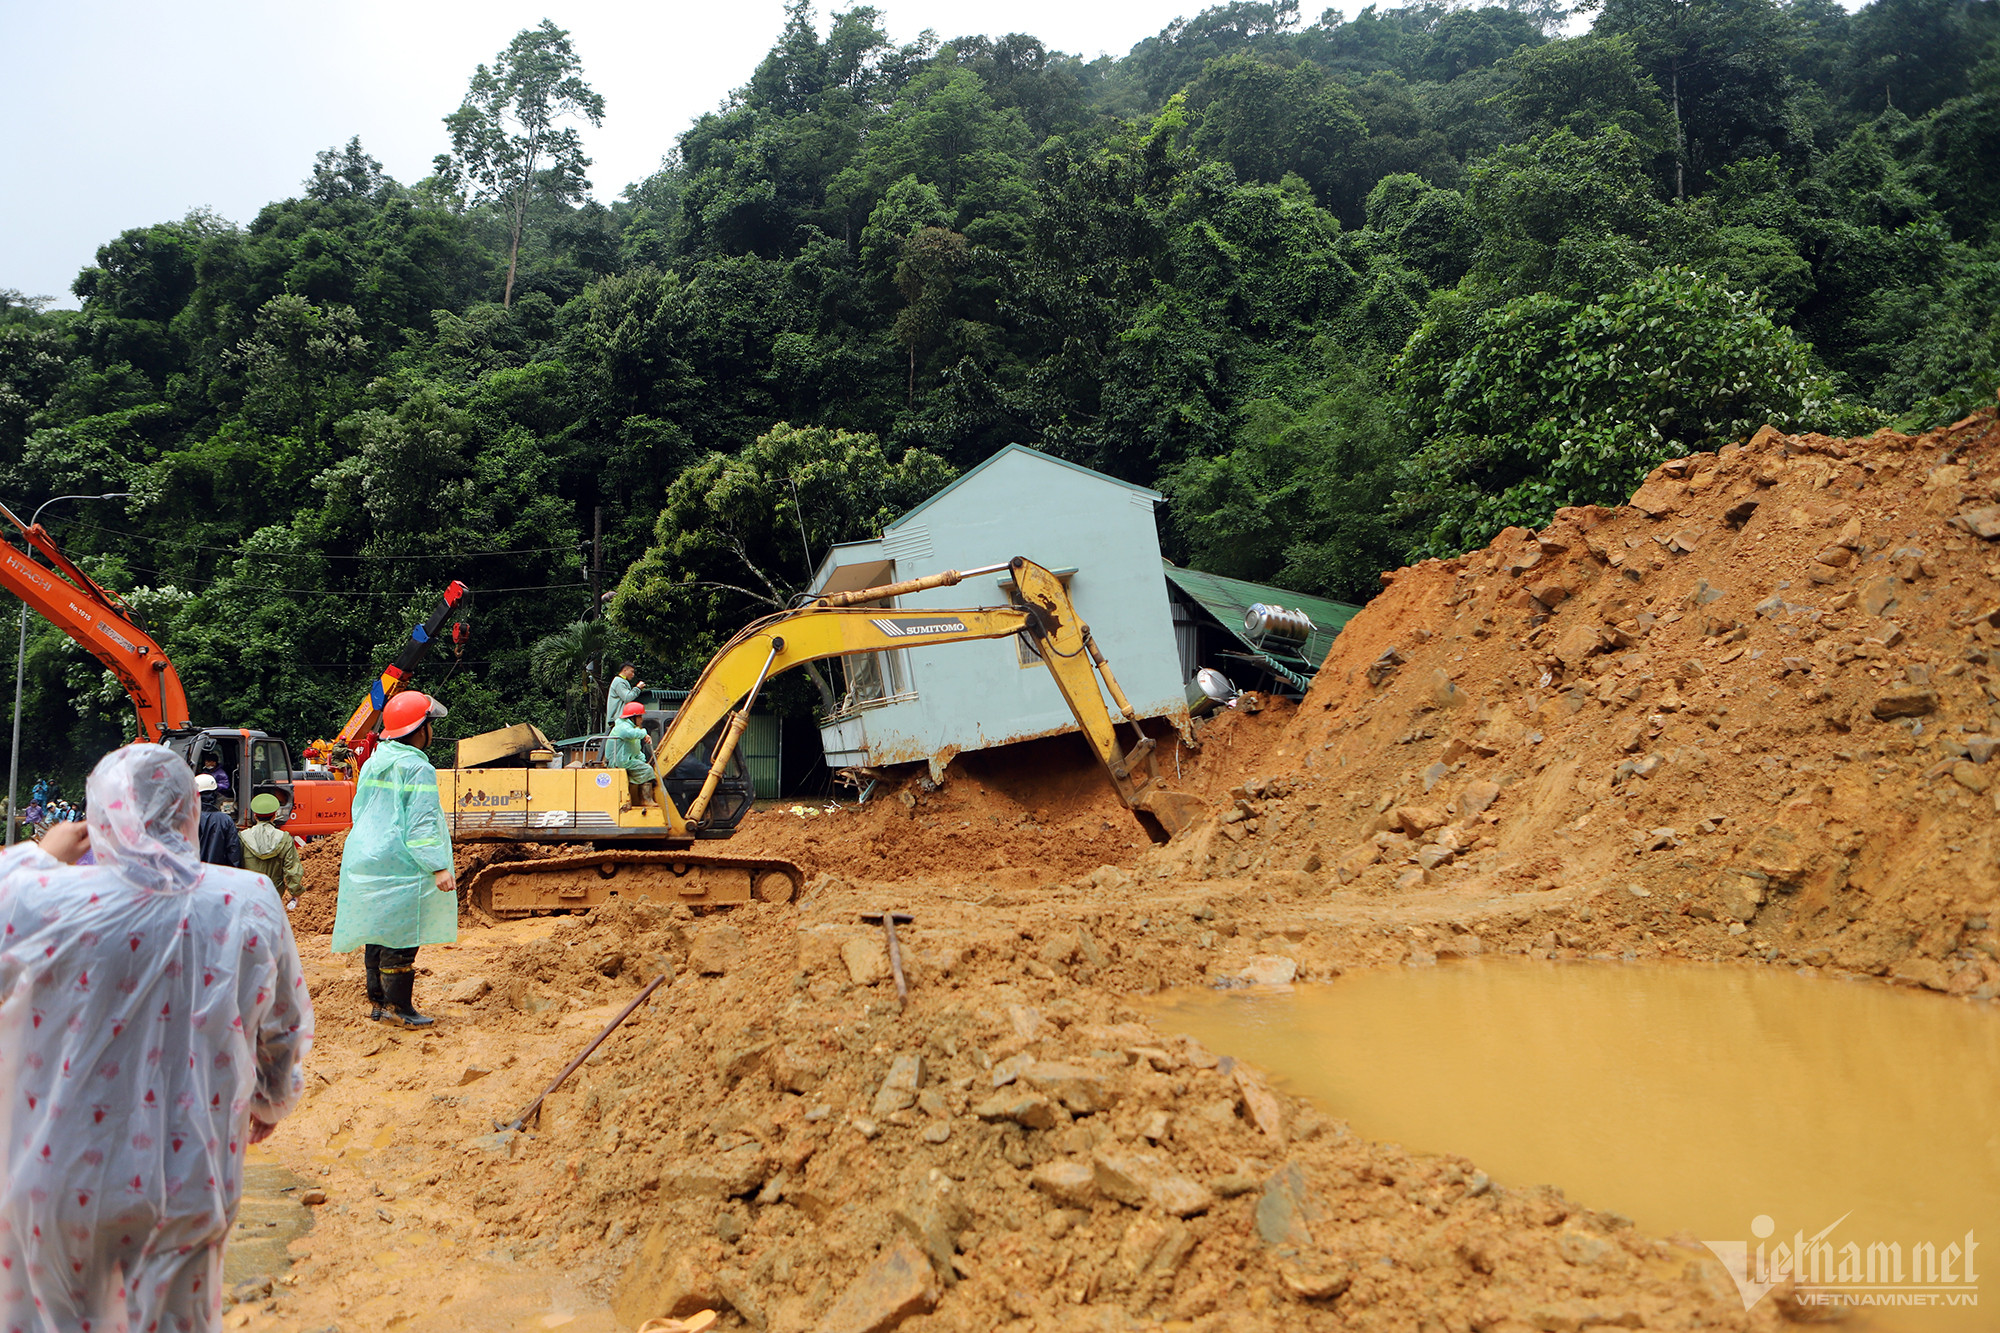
452;557;1208;916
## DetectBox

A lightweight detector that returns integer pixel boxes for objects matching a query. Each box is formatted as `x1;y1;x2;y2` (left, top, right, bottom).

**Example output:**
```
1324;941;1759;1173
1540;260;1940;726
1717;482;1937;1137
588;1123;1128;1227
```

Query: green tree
1394;265;1857;554
1184;54;1369;205
306;137;388;202
1162;362;1411;600
1586;0;1794;197
1464;127;1671;297
436;20;607;307
1493;34;1671;146
611;422;954;698
892;227;972;406
232;294;369;445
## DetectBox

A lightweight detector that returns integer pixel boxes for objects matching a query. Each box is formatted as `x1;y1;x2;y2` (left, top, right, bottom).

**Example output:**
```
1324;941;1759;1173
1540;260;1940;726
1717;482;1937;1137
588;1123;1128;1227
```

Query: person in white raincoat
330;691;456;1028
0;744;313;1333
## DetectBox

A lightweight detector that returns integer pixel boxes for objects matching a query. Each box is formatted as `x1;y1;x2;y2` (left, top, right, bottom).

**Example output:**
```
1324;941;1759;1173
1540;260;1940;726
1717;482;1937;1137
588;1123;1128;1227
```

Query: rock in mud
688;925;748;975
615;1250;724;1327
870;1053;924;1117
1952;504;2000;539
446;975;490;1003
1237;955;1298;986
1234;1066;1286;1140
1030;1159;1099;1208
814;1237;938;1333
662;1152;769;1199
1458;777;1501;818
972;1091;1058;1129
842;936;889;985
1020;1059;1121;1113
1091;1146;1214;1217
1255;1162;1318;1249
1871;687;1938;719
1279;1265;1351;1300
1395;804;1445;835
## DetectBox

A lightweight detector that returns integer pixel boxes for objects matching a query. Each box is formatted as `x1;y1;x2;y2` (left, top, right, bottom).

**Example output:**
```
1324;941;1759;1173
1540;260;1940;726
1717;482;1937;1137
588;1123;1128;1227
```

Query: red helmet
382;691;448;739
620;701;646;718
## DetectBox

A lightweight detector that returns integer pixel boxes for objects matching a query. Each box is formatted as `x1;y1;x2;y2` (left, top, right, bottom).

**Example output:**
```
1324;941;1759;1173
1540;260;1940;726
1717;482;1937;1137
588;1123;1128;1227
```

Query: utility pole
590;505;604;729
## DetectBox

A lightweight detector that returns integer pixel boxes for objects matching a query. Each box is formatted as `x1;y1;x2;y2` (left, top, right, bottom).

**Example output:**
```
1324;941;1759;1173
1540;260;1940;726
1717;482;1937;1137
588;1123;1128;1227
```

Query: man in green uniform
604;699;658;806
240;792;304;908
604;662;644;730
331;691;456;1027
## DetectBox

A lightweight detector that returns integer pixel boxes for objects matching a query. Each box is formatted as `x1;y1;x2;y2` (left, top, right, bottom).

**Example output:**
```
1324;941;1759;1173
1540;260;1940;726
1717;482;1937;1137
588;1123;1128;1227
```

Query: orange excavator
0;499;466;838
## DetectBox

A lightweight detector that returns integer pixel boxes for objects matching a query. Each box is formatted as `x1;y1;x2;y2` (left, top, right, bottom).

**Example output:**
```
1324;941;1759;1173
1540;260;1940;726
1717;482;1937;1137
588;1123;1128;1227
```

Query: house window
849;648;902;702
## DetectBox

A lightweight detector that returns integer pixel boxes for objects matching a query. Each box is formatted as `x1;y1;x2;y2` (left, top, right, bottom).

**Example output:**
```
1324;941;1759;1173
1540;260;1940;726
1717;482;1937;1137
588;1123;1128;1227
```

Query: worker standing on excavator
604;699;658;806
605;661;644;730
331;691;456;1027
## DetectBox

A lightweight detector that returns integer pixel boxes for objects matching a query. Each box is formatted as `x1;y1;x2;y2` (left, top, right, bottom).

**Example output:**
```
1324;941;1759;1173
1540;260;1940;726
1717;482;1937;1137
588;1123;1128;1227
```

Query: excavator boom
655;556;1205;842
0;500;191;740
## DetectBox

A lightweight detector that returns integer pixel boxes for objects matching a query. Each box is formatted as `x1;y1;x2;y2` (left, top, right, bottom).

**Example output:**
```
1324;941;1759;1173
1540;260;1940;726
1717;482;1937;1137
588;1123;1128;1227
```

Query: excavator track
466;848;805;919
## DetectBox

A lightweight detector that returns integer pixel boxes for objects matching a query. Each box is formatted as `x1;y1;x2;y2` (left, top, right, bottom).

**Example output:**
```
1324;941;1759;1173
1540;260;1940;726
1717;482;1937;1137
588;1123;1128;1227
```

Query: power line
69;521;583;563
119;566;592;598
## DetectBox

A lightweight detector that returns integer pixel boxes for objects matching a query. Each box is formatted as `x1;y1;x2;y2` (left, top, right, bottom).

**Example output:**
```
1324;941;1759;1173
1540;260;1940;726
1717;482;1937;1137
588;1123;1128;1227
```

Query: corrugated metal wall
743;713;781;799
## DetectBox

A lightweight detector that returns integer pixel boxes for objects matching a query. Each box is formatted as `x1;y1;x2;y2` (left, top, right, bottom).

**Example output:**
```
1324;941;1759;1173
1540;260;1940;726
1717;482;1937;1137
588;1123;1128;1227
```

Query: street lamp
6;492;134;845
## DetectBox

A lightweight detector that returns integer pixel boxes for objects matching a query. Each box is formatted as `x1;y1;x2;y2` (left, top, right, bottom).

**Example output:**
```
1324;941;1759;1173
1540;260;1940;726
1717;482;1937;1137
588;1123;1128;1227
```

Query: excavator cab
548;712;756;836
162;729;297;827
661;720;756;837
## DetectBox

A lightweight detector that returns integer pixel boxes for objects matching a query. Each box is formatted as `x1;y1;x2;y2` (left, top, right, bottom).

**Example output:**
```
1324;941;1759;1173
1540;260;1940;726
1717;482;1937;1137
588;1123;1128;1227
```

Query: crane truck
451;557;1209;917
0;497;466;837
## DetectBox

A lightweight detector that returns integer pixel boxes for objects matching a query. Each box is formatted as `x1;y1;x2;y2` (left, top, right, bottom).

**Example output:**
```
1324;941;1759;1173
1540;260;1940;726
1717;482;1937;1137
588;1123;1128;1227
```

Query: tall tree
1587;0;1794;198
435;20;606;307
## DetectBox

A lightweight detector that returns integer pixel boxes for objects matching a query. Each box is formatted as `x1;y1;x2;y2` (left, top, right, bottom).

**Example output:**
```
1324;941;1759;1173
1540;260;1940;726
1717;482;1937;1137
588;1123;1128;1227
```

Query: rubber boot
386;969;435;1028
365;958;387;1022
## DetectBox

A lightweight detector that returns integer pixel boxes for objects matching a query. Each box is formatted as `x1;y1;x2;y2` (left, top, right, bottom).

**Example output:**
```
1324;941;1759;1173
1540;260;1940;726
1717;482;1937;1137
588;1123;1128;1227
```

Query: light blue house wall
810;445;1188;775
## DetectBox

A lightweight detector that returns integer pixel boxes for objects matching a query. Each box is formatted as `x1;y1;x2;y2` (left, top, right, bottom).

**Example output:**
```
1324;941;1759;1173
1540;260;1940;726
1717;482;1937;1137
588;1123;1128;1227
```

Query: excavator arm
0;501;191;741
651;556;1207;843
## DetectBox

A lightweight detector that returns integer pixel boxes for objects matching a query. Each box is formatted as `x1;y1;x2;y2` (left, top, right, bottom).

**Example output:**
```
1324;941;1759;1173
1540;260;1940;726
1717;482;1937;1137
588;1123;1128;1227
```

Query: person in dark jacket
194;773;242;867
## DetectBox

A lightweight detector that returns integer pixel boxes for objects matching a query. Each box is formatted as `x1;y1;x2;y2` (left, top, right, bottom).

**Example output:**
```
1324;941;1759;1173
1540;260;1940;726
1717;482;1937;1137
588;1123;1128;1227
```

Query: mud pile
733;724;1282;889
292;832;347;934
442;895;1766;1333
1139;408;2000;994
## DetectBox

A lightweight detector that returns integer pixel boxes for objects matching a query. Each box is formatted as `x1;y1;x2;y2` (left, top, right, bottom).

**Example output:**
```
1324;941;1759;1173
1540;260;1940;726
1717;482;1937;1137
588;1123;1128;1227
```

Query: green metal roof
1164;562;1362;673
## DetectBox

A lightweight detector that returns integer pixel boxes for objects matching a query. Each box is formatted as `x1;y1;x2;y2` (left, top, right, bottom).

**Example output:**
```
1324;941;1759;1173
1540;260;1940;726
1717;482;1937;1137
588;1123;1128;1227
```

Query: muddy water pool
1148;959;2000;1330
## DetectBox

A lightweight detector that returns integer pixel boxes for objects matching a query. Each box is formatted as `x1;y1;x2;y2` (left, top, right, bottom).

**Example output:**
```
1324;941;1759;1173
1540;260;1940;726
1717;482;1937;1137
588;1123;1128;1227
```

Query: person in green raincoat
604;699;658;806
331;690;456;1027
604;662;644;730
240;791;304;906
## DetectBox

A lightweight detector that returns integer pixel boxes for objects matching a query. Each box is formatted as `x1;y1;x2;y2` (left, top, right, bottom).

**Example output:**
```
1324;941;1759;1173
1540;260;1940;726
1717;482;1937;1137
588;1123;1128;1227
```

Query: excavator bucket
1131;787;1210;844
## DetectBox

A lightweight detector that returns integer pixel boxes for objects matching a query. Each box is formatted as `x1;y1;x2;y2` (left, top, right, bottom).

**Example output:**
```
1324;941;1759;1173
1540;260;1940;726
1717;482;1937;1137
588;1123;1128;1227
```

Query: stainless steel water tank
1185;667;1237;717
1243;603;1316;646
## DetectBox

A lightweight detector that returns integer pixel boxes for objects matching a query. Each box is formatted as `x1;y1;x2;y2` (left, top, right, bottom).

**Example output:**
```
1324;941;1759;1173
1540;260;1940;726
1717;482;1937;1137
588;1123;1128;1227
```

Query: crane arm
0;502;191;741
652;556;1206;843
328;580;470;752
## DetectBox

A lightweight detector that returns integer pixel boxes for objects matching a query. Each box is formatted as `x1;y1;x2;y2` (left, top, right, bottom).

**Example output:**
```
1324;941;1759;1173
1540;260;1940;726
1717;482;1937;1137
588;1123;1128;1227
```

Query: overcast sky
0;0;1234;307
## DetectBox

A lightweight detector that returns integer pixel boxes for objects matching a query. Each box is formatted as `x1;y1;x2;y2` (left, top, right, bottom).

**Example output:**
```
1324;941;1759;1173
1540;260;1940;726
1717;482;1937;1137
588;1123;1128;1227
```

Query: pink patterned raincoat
0;745;313;1333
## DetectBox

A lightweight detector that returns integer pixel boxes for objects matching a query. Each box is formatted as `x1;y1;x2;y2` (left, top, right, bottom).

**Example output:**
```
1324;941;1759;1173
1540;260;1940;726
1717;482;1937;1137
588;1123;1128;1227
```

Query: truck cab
160;727;353;839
